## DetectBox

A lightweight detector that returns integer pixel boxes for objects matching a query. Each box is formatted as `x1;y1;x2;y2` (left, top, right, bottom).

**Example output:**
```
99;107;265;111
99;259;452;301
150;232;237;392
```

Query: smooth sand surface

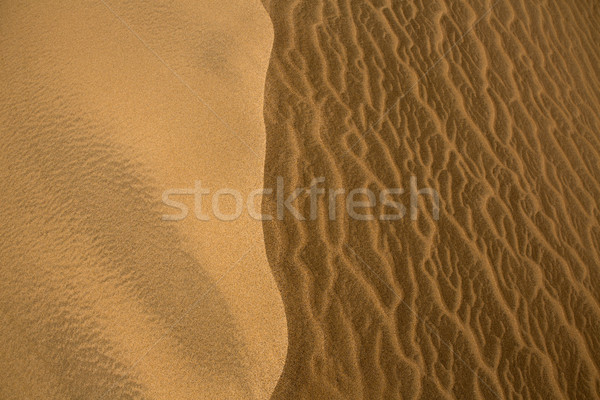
0;1;286;399
261;0;600;399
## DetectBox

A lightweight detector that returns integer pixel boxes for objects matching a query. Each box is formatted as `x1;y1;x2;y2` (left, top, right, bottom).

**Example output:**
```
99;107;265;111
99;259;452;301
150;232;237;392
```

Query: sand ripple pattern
262;0;600;398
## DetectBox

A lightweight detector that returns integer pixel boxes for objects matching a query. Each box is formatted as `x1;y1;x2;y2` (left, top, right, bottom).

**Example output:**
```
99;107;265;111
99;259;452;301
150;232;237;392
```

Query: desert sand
2;0;600;399
261;0;600;399
1;1;286;399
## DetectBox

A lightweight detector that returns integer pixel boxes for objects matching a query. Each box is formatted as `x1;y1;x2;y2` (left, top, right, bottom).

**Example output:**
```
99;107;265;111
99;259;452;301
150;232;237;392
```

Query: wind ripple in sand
261;0;600;398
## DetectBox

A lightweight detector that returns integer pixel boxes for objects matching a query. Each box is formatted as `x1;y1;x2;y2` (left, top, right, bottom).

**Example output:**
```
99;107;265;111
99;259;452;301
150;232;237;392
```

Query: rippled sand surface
261;0;600;398
0;1;286;399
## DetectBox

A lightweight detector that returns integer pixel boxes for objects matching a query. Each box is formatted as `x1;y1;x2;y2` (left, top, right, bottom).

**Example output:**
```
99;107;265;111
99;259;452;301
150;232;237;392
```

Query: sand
1;1;285;399
261;0;600;399
2;0;600;399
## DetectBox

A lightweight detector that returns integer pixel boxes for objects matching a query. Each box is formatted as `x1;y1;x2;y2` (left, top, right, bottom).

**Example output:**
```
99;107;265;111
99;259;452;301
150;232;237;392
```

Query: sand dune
261;0;600;398
2;0;600;398
0;1;285;399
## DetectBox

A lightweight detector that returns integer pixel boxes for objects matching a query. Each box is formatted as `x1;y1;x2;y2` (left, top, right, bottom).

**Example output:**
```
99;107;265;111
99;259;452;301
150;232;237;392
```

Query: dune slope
0;1;286;398
261;0;600;398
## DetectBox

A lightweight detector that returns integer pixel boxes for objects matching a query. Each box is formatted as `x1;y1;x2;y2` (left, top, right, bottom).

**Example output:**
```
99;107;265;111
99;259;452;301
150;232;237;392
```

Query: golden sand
2;0;600;399
1;1;285;398
261;0;600;398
